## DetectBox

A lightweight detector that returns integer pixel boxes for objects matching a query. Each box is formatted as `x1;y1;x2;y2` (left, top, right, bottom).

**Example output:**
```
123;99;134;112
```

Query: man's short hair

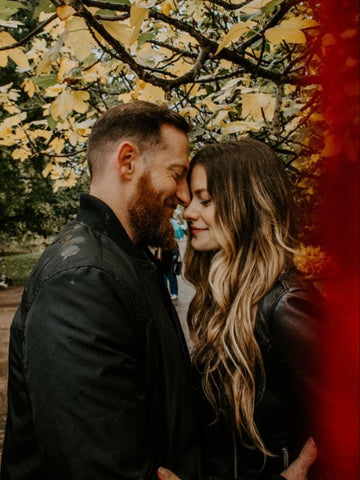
87;100;191;178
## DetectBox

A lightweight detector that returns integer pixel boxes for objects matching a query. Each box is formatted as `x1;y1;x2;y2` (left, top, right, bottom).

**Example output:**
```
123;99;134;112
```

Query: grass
1;251;43;285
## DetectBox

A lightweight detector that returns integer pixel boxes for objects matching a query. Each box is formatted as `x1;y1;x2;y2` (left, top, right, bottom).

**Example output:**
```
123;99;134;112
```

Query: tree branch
74;0;318;87
0;14;58;52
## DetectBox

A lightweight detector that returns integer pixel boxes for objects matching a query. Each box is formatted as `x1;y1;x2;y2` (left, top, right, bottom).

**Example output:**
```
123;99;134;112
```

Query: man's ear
116;141;138;180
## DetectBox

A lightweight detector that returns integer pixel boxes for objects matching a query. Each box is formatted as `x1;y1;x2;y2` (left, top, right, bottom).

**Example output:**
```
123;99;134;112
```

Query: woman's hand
281;437;318;480
157;466;180;480
157;437;317;480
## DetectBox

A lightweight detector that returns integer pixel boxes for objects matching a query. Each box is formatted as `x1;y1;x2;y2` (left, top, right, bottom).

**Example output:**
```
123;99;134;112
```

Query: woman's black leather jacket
198;271;324;480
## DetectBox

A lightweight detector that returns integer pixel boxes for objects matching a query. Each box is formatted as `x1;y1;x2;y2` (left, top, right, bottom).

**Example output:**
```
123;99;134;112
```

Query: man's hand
157;437;317;480
281;437;318;480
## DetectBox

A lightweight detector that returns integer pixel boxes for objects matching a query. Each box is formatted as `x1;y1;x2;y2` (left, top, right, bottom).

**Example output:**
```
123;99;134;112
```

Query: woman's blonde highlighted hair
185;138;298;455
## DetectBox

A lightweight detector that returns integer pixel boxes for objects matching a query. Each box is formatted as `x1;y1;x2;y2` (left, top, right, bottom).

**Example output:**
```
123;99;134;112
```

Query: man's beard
128;172;176;249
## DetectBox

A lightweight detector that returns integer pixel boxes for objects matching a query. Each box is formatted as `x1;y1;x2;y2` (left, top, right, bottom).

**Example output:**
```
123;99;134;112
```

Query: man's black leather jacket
1;194;202;480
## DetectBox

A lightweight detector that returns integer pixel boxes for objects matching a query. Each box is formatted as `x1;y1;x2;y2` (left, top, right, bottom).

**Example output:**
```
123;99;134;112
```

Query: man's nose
176;179;190;207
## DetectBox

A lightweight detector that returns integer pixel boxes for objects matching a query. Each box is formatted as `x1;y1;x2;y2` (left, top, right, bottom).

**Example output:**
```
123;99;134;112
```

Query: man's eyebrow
169;163;189;174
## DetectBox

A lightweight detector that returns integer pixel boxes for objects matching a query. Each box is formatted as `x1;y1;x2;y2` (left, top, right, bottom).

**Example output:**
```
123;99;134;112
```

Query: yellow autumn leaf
179;106;198;118
265;26;306;45
42;163;53;178
67;130;79;146
101;21;133;46
12;148;30;162
136;81;165;104
4;103;20;115
82;63;112;84
207;110;231;129
45;84;65;98
57;5;76;21
0;31;16;47
0;134;17;147
341;28;357;39
171;58;192;76
321;33;336;48
29;129;52;142
0;51;8;68
160;0;175;15
50;164;63;180
65;17;97;61
50;137;65;154
58;58;78;82
242;93;275;121
117;91;135;103
129;5;149;45
220;121;258;135
0;33;28;68
240;0;274;14
72;90;90;113
321;134;342;157
0;113;27;135
294;245;331;279
62;173;78;188
8;48;30;69
215;22;255;55
50;91;74;119
265;18;318;45
21;78;38;97
36;32;68;75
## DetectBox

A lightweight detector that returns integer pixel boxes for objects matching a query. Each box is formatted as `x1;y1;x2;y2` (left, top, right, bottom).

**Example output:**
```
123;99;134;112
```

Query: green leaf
32;0;55;20
137;32;155;48
104;0;130;4
262;0;284;15
47;116;57;130
81;53;99;68
0;1;26;8
32;74;57;89
0;0;27;18
0;0;28;20
0;8;17;20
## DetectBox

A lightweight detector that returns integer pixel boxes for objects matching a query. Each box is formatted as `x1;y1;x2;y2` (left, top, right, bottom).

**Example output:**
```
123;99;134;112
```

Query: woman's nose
183;200;197;221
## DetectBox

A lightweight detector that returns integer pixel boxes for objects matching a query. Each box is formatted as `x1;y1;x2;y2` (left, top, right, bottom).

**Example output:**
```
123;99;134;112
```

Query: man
1;101;315;480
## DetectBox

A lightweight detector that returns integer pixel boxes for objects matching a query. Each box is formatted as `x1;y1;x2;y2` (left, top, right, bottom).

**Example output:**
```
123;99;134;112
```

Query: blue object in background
170;218;185;240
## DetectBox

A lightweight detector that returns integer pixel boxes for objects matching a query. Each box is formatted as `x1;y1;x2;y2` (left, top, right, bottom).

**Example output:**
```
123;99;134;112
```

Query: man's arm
25;267;156;479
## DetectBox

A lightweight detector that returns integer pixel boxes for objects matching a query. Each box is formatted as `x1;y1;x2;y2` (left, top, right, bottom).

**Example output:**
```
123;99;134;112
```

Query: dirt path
0;286;23;462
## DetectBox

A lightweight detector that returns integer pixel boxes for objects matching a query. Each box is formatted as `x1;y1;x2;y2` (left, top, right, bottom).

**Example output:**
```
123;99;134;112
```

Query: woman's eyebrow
193;188;208;195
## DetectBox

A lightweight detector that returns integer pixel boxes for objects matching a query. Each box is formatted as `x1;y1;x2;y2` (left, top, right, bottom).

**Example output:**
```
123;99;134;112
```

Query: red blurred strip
312;0;359;478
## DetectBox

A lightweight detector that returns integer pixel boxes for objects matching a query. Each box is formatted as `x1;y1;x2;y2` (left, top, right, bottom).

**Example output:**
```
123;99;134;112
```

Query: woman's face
183;164;220;251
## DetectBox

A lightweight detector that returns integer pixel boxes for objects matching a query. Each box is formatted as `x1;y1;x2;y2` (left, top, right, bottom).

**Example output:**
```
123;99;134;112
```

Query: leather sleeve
268;281;325;460
269;284;323;393
24;266;157;480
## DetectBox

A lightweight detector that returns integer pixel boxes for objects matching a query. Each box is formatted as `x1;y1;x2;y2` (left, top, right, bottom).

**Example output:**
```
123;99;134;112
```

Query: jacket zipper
281;446;289;469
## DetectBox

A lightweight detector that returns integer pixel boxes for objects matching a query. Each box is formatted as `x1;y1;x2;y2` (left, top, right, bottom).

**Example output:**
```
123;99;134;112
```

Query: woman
181;138;323;479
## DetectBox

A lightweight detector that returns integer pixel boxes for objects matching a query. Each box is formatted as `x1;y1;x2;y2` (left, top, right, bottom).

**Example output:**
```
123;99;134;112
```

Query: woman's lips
191;227;207;235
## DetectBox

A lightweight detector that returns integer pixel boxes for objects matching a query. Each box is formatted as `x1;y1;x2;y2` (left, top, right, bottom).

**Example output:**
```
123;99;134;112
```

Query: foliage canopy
0;0;322;185
0;0;331;250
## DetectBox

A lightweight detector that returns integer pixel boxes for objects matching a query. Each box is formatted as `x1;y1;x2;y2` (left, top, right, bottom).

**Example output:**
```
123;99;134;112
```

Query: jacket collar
77;193;153;264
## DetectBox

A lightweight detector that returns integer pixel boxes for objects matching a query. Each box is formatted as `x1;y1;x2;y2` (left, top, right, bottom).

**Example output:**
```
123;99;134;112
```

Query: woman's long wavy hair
184;138;298;455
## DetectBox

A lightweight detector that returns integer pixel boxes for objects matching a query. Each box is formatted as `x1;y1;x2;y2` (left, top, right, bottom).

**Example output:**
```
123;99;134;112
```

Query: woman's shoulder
256;270;324;346
263;270;321;310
